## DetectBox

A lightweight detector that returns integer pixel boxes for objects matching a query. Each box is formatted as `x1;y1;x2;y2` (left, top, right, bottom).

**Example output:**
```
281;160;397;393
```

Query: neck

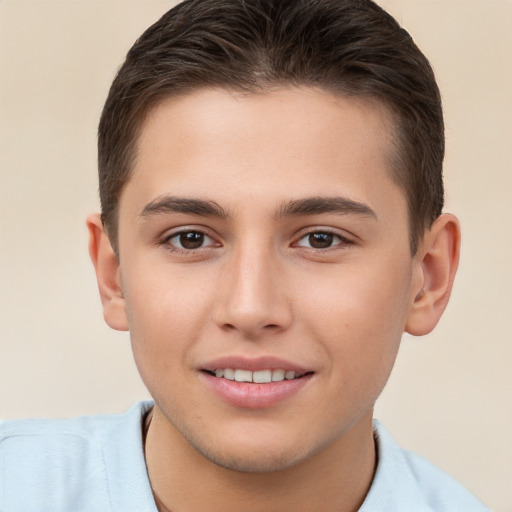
145;406;376;512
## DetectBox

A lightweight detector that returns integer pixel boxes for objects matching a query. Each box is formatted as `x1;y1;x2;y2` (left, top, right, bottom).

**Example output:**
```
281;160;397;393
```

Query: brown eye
308;232;334;248
180;231;204;249
295;231;351;250
166;230;215;251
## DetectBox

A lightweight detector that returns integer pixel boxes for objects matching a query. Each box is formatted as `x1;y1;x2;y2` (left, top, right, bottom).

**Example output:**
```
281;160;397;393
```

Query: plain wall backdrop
0;1;510;510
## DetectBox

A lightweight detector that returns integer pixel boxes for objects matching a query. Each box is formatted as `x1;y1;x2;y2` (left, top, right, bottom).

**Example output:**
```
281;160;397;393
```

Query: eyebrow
275;196;377;220
138;194;376;221
139;196;229;219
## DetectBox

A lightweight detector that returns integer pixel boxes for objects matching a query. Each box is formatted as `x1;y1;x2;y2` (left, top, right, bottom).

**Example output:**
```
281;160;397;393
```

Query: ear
86;213;129;331
405;213;461;336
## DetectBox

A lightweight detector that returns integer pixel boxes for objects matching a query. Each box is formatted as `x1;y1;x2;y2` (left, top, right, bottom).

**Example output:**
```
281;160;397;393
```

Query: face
115;87;421;472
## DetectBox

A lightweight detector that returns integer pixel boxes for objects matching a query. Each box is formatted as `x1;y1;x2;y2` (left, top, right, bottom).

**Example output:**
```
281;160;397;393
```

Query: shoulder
360;420;491;512
0;401;156;512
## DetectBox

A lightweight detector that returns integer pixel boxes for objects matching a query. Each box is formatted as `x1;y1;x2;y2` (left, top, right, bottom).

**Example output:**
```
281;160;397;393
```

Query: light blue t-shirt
0;401;490;511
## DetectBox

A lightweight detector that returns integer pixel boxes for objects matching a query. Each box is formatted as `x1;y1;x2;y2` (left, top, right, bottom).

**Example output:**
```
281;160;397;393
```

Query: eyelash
293;229;354;251
161;229;220;254
160;228;354;254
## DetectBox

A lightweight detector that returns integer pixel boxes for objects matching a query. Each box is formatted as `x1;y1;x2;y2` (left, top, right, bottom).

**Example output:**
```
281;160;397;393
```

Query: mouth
199;357;314;408
200;362;314;408
202;368;312;383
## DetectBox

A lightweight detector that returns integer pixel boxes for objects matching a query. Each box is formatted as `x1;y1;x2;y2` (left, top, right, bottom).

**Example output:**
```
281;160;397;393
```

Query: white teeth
253;369;272;383
234;369;253;382
212;368;302;382
223;368;235;380
271;369;285;382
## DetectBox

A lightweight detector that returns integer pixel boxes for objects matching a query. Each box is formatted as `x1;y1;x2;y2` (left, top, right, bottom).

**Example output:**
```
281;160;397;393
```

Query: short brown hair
98;0;444;255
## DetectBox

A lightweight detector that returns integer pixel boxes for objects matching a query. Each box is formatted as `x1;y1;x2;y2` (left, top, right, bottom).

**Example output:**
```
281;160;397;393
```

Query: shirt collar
359;419;433;512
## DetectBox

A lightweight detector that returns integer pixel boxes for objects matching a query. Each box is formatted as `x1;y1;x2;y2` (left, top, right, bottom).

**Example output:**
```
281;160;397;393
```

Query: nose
213;242;293;339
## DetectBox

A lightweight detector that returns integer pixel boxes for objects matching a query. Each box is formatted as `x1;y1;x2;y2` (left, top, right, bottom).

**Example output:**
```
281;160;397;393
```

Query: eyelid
292;227;355;249
160;226;222;251
158;225;355;253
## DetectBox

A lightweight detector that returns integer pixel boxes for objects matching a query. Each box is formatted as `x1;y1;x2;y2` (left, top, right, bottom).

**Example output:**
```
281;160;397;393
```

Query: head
88;0;460;477
98;0;444;256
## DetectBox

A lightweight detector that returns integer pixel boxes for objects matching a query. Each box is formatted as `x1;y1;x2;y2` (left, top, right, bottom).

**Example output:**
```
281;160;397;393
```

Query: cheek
297;258;412;382
121;262;216;377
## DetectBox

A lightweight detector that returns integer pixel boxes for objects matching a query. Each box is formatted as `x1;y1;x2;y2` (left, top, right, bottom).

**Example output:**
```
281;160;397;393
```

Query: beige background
0;0;510;509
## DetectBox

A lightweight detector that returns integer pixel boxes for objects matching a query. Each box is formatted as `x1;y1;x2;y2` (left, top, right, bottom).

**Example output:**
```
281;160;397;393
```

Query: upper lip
200;355;312;374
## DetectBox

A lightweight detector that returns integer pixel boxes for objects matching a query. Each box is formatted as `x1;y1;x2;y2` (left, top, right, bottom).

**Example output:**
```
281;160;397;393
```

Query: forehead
123;86;404;219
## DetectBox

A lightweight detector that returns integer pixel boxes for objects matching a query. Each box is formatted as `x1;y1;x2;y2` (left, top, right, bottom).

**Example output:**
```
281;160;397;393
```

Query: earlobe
86;213;129;331
405;213;461;336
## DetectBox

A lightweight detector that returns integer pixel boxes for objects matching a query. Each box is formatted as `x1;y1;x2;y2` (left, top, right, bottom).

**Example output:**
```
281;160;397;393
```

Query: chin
195;443;313;474
179;421;336;474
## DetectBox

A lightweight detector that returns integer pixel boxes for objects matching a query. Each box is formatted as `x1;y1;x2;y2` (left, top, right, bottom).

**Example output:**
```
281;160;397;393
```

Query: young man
0;0;491;510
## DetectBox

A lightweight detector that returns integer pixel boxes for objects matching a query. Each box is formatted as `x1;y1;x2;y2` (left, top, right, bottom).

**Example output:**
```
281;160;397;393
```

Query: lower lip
200;372;313;409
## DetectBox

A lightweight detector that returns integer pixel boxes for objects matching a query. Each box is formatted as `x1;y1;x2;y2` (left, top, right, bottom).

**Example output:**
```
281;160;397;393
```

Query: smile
208;369;304;383
200;358;314;408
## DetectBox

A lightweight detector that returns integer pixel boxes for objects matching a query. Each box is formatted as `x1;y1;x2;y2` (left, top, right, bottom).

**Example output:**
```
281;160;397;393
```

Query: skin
88;87;460;512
